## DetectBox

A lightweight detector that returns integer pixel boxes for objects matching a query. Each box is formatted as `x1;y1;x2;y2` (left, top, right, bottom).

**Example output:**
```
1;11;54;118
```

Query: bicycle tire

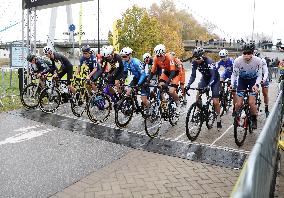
39;87;61;113
233;107;248;147
20;83;41;109
87;93;111;123
115;96;134;127
185;103;203;141
71;90;88;117
144;100;162;138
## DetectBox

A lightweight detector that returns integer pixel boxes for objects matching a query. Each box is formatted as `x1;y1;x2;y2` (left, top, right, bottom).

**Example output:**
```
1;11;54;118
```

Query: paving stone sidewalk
51;150;240;198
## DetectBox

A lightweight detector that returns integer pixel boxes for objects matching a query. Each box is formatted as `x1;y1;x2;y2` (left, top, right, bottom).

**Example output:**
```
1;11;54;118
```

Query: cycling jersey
123;58;147;85
188;56;218;86
143;58;153;74
79;54;100;71
102;53;124;80
231;56;263;86
216;58;234;80
151;53;177;73
31;57;52;74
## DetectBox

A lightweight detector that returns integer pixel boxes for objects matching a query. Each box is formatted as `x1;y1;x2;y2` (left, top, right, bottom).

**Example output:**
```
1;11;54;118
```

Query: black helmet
192;47;205;58
26;54;36;62
254;50;260;57
82;45;91;53
242;42;255;52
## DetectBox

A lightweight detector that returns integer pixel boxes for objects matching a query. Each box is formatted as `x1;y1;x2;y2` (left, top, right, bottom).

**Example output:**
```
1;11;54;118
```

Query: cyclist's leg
262;80;269;114
159;72;169;102
235;78;246;113
64;67;75;94
169;75;180;105
211;78;221;127
141;82;150;108
91;69;103;92
197;77;207;103
114;70;124;95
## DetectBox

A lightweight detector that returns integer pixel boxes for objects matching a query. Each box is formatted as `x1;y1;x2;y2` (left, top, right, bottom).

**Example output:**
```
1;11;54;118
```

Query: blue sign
69;24;75;32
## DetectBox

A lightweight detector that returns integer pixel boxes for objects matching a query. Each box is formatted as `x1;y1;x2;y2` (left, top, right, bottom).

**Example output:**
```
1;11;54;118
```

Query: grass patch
0;69;22;112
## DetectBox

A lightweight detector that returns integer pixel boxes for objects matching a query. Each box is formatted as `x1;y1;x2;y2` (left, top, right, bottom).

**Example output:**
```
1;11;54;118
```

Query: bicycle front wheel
115;96;134;127
144;101;162;138
168;100;179;126
20;83;41;109
206;102;217;129
87;93;111;123
71;89;89;117
39;87;61;113
185;103;203;141
233;107;248;147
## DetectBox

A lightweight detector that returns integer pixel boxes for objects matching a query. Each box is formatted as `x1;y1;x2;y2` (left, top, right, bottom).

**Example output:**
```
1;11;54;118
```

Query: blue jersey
216;58;234;73
123;58;147;85
79;54;99;71
188;57;218;86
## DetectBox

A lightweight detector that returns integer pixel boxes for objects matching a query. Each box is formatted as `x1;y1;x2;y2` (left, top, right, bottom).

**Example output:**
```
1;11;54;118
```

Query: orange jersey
151;53;177;73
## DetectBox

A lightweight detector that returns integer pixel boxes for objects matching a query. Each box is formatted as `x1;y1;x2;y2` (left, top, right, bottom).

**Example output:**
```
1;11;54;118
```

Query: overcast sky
0;0;282;43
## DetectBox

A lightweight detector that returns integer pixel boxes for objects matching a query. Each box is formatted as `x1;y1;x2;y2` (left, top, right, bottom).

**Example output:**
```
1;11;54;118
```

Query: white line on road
210;124;233;146
174;126;196;141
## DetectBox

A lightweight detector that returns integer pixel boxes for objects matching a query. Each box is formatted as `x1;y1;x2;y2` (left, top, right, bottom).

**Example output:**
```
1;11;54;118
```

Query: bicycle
219;80;233;116
20;73;51;109
144;85;180;138
38;78;80;114
115;85;147;128
185;87;217;141
233;89;255;147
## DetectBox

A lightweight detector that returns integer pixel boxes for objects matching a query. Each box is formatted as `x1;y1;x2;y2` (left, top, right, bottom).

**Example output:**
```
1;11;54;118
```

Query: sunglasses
83;52;89;54
121;55;128;58
243;51;252;55
220;56;226;59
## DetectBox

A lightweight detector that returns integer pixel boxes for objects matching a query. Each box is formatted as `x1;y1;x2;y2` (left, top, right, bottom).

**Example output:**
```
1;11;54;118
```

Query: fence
231;81;284;197
0;67;20;107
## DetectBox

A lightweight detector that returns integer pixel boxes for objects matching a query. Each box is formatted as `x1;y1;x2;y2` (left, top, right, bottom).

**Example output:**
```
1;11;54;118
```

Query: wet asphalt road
0;113;130;198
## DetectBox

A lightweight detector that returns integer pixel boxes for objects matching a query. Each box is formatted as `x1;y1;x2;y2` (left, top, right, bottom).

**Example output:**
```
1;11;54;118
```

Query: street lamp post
98;0;100;53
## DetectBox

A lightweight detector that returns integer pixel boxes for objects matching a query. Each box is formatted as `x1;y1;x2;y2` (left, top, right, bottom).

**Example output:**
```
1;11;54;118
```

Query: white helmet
43;46;53;55
120;47;133;56
219;49;228;57
154;44;166;56
101;45;114;57
143;53;151;60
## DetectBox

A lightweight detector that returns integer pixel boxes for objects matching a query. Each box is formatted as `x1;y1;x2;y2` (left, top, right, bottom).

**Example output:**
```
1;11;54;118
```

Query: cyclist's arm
231;62;239;88
187;65;197;86
209;68;216;85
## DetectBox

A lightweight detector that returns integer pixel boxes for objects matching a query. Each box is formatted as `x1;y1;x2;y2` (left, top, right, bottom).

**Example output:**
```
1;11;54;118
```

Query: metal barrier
0;67;20;107
231;81;284;197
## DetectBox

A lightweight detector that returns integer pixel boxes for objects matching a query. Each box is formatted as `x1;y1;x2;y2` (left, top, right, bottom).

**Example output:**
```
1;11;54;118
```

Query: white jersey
231;56;263;85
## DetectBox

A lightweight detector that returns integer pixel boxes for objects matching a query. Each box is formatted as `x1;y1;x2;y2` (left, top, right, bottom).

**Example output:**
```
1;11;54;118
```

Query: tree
116;6;163;59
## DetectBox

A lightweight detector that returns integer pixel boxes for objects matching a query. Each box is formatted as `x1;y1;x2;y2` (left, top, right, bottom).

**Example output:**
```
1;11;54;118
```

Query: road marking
174;126;196;141
210;124;233;146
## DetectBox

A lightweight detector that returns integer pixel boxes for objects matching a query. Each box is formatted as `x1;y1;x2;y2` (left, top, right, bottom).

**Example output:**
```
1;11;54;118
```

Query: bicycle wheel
168;100;179;126
87;93;111;123
185;103;203;141
70;89;88;117
39;87;61;113
220;96;227;116
20;83;41;109
144;100;162;138
256;94;261;112
115;96;134;127
206;102;217;129
233;107;248;147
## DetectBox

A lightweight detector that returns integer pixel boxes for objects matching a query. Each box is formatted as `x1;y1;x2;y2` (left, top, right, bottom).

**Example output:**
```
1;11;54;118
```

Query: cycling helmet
219;49;228;57
170;51;176;57
143;53;151;60
242;42;255;52
26;54;36;62
254;50;260;57
82;45;91;53
43;46;53;55
120;47;133;56
154;44;166;56
101;45;114;57
192;47;205;58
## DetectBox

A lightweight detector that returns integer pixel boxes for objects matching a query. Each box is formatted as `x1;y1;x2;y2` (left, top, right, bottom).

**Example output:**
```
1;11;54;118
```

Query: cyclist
254;50;269;117
279;59;284;81
170;51;187;105
26;54;53;88
121;47;149;109
43;46;76;94
77;45;102;91
230;42;263;129
216;49;237;113
101;45;124;98
185;47;222;129
147;44;181;114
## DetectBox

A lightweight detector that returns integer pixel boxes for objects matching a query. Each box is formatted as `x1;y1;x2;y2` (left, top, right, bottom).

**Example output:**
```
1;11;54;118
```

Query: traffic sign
69;24;75;32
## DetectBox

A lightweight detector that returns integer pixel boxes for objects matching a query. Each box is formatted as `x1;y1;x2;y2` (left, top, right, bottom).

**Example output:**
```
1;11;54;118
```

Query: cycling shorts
237;77;257;97
159;70;180;88
198;76;220;98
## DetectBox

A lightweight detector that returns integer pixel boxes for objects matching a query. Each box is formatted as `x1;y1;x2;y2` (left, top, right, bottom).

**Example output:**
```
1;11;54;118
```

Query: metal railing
231;80;284;197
